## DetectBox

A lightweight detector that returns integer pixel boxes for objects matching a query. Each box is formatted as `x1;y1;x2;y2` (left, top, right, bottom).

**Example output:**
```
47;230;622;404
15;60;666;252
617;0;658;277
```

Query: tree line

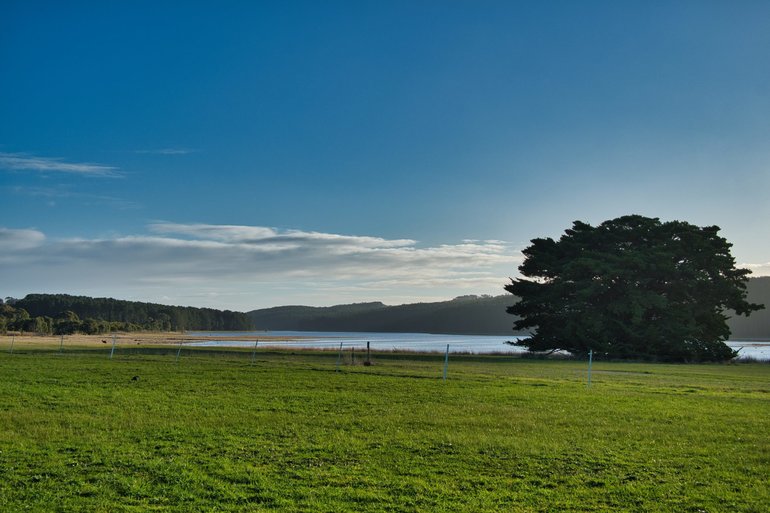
0;294;254;335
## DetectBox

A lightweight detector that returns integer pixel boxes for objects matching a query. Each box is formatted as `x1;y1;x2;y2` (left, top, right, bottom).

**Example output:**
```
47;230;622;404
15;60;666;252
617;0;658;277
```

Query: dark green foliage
27;316;52;335
0;304;32;334
13;294;254;332
0;302;140;335
0;306;92;336
506;215;764;362
57;310;80;321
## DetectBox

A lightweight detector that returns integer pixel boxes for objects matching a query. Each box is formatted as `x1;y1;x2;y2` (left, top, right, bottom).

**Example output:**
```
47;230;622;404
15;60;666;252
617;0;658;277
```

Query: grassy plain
0;337;768;512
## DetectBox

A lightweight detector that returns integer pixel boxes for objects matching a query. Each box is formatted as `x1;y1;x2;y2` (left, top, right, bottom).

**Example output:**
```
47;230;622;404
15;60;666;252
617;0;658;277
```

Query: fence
2;333;768;387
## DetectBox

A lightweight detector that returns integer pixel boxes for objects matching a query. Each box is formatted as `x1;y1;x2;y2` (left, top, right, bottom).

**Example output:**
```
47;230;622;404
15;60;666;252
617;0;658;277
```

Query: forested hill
249;295;523;335
728;276;770;339
248;277;770;338
14;294;254;331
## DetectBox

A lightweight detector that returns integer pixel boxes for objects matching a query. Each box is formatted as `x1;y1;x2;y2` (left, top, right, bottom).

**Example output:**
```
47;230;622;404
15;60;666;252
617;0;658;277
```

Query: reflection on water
185;331;770;360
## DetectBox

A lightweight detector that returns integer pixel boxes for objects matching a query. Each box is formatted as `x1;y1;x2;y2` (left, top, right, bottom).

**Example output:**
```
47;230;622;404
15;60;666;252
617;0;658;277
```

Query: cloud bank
0;223;520;310
0;227;46;251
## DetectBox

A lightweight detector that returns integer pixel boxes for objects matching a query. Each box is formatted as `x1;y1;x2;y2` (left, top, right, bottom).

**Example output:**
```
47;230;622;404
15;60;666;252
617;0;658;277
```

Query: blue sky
2;1;769;310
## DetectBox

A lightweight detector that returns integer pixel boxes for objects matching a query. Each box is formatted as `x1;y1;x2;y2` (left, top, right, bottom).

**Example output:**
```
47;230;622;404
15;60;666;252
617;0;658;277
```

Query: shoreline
3;332;769;352
0;332;305;349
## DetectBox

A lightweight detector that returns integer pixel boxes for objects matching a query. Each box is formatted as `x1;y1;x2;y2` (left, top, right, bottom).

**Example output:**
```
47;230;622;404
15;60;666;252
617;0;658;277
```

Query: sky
1;1;769;311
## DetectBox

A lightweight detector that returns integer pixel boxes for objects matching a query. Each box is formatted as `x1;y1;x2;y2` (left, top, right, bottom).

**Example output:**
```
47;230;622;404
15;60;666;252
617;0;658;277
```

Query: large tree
506;215;763;362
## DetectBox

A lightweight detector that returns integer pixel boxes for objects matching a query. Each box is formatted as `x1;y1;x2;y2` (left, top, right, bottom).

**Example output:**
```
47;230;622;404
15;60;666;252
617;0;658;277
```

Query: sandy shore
1;332;299;349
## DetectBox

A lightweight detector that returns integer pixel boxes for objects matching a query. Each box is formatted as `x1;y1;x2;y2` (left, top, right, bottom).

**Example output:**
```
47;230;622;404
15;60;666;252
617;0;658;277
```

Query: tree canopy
0;294;254;335
505;215;763;362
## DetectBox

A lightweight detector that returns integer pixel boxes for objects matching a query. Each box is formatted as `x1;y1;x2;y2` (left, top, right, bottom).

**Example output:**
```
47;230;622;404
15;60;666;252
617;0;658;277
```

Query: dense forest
248;277;770;338
0;294;254;335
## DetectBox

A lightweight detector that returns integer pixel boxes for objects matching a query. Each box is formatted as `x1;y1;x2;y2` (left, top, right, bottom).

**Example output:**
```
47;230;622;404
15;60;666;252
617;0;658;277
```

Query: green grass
0;348;768;512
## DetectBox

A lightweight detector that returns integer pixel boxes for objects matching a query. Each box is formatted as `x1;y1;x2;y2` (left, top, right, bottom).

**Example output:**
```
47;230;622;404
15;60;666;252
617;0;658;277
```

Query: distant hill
248;277;770;338
248;295;523;335
727;276;770;339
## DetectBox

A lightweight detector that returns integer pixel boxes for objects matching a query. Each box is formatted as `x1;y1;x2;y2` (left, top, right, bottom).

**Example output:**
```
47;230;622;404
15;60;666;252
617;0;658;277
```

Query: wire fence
2;333;768;387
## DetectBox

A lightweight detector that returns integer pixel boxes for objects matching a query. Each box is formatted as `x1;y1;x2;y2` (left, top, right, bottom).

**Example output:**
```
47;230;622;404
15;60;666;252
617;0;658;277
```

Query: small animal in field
102;340;107;344
131;376;140;382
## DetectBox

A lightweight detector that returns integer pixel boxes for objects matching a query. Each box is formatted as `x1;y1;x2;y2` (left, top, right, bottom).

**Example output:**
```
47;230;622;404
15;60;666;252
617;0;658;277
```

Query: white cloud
741;262;770;277
148;222;416;249
0;223;521;309
0;227;45;251
149;222;279;242
0;152;119;177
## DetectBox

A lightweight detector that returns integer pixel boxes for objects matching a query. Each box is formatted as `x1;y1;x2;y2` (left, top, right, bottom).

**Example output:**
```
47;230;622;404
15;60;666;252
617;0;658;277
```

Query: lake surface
185;331;770;360
186;331;528;354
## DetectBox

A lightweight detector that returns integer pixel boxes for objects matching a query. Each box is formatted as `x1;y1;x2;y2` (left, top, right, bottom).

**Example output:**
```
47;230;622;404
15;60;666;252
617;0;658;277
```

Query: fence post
251;339;259;364
109;334;117;359
336;342;343;372
175;341;183;364
9;335;14;354
59;335;64;353
443;344;449;381
587;349;593;387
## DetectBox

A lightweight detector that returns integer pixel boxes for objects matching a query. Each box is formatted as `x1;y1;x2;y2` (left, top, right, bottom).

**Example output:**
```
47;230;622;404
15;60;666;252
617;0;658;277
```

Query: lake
185;331;770;360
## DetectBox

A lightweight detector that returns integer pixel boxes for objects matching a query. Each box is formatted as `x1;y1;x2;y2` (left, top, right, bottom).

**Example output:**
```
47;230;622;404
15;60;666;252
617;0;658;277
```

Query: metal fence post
251;339;259;364
336;342;343;371
443;344;449;381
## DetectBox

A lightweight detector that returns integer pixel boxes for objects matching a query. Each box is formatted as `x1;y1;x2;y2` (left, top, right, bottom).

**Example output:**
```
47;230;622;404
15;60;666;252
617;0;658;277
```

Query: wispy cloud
0;223;521;309
148;222;417;249
0;152;119;177
134;148;197;155
8;185;141;210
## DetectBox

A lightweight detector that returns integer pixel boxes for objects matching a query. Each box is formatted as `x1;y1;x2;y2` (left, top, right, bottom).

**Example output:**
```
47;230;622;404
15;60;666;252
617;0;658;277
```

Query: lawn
0;346;768;512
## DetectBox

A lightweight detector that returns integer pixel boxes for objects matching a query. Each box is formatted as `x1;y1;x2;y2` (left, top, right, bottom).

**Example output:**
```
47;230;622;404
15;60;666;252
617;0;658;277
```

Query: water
185;331;527;354
730;341;770;361
184;331;770;360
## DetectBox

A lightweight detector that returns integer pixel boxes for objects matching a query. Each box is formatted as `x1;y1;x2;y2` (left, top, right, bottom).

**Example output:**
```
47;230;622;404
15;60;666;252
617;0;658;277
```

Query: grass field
0;343;768;512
